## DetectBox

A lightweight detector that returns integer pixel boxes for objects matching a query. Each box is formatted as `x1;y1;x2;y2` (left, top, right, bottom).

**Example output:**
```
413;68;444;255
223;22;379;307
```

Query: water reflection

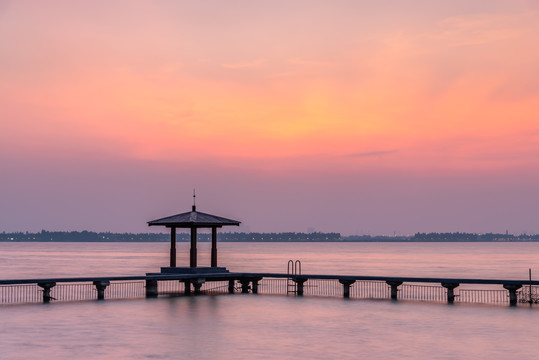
2;242;539;359
2;295;538;360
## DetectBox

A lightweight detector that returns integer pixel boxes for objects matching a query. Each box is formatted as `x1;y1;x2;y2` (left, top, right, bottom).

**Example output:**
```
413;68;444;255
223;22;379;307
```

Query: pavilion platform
153;267;230;275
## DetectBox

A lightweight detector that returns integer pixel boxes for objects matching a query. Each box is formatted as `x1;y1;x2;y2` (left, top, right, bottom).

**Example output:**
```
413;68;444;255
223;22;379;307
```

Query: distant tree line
411;232;539;242
2;230;539;242
340;232;539;242
0;230;341;242
341;235;409;242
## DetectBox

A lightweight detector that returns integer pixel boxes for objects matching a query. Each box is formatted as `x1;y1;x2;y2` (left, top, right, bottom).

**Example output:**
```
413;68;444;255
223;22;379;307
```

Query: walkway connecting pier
1;272;538;306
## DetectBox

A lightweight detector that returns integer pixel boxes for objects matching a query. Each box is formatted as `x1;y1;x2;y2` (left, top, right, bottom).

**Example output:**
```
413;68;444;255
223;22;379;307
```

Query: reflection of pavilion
148;204;240;273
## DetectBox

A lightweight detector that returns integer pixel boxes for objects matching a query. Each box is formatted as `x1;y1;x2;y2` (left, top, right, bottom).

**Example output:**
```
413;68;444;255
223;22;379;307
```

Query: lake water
1;242;539;359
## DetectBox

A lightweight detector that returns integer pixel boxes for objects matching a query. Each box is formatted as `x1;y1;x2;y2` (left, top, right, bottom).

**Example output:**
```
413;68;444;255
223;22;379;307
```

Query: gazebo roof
148;206;241;228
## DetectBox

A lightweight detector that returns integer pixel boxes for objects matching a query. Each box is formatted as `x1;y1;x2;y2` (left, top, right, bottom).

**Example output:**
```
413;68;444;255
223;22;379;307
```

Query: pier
1;271;538;306
2;204;538;307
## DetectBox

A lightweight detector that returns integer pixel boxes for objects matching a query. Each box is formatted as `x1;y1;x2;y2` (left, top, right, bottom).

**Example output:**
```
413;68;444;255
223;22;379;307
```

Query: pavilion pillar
211;227;217;267
190;226;197;268
170;226;177;267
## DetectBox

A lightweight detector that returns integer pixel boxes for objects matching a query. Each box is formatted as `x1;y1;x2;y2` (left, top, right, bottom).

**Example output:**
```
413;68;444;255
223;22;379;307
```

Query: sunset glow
1;1;538;234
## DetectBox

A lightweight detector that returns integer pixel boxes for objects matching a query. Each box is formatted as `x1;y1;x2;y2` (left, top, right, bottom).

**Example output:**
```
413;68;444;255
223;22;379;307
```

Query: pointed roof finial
192;188;196;211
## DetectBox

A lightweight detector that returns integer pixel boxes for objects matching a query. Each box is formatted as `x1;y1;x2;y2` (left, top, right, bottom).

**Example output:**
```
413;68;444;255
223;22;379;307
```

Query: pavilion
148;204;240;272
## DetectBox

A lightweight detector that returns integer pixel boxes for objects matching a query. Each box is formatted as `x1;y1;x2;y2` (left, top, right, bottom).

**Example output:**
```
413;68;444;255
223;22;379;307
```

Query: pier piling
441;282;460;303
386;281;403;300
193;279;205;295
93;280;110;300
37;282;56;303
145;279;158;298
239;279;251;293
294;277;308;296
503;284;522;306
251;277;263;294
183;280;191;295
339;279;356;298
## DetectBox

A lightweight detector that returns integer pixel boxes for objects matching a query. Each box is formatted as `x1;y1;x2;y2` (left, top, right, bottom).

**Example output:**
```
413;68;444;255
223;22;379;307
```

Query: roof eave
148;222;240;228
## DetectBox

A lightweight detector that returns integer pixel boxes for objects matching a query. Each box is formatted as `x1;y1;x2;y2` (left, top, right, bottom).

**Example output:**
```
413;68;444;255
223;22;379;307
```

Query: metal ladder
287;260;301;294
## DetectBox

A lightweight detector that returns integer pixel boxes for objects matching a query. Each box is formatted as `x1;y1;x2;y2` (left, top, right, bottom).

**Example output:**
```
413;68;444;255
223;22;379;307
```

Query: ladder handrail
287;260;302;294
287;260;294;277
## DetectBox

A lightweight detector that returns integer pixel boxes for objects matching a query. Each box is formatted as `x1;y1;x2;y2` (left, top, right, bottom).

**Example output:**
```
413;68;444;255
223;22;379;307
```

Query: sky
1;0;539;235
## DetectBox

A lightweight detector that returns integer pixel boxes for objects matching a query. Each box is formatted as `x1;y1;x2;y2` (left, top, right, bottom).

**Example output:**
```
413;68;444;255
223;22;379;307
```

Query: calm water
1;242;539;359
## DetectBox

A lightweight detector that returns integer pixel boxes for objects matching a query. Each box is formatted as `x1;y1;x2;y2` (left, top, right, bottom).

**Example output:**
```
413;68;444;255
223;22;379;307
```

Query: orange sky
1;1;539;234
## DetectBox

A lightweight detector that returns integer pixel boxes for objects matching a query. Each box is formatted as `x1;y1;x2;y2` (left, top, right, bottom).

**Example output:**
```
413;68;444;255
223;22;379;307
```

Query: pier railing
1;273;539;307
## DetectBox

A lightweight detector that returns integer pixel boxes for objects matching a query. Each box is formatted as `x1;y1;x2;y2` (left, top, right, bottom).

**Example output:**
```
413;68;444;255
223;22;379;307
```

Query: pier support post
145;279;158;298
228;280;235;294
239;279;251;293
503;284;522;306
93;280;110;300
37;282;56;303
386;281;403;300
441;283;460;303
183;280;191;295
294;277;308;296
193;279;205;295
250;277;263;294
339;279;356;298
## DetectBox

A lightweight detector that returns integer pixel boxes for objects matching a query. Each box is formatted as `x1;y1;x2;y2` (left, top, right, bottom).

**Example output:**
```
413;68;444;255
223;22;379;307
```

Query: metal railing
158;280;185;296
0;281;147;304
518;286;539;304
157;280;234;296
304;279;342;297
350;281;390;299
258;278;288;295
400;283;446;302
107;281;145;299
200;281;231;295
1;284;42;304
457;289;508;304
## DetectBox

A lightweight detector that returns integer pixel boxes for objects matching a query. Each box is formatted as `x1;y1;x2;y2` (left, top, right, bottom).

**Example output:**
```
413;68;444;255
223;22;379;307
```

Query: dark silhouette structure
148;204;240;269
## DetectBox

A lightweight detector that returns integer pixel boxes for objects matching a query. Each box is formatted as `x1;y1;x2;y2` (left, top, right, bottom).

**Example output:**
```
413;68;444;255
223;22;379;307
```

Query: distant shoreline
1;230;538;242
0;230;539;243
